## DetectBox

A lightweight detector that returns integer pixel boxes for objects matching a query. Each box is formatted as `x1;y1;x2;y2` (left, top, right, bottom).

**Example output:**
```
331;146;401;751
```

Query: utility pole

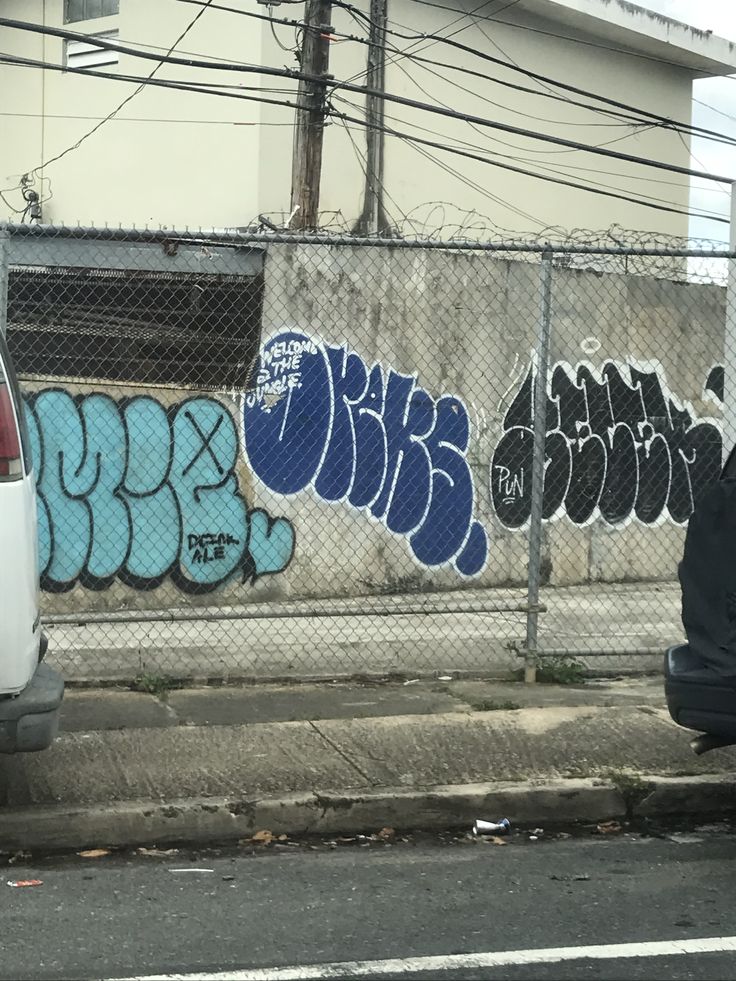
354;0;390;235
290;0;332;230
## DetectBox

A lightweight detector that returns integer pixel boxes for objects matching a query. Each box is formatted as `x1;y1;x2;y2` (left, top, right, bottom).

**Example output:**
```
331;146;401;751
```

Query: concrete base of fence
44;581;679;683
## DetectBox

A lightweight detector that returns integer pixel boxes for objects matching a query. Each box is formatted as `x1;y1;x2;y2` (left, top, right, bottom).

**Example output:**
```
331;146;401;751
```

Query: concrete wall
0;0;697;237
247;244;725;597
14;242;725;614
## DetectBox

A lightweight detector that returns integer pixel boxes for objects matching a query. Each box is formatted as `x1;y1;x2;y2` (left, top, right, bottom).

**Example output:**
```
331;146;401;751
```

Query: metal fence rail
0;222;733;683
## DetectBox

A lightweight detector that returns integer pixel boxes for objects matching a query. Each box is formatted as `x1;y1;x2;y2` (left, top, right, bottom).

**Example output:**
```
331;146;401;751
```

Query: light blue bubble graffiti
243;332;488;576
24;390;295;593
122;397;179;585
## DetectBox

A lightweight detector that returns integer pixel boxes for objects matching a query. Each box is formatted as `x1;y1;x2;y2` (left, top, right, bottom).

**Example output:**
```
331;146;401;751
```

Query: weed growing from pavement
511;653;585;685
606;770;653;816
130;673;174;699
470;699;521;712
535;655;586;685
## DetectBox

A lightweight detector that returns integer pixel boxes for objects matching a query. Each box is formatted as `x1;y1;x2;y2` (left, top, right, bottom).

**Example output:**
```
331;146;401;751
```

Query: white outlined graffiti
242;331;489;576
491;358;723;529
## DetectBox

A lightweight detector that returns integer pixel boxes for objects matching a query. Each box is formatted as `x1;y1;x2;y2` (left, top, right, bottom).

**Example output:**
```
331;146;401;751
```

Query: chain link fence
0;223;732;683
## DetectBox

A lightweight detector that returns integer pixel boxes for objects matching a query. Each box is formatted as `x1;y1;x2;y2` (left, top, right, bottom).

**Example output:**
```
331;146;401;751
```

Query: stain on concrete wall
242;331;488;577
25;389;295;593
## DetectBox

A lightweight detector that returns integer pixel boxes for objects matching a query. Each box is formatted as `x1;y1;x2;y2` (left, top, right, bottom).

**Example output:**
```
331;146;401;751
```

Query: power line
368;0;734;142
21;0;217;190
186;0;736;148
381;45;727;218
0;189;26;214
401;0;736;76
0;110;297;126
329;105;729;224
462;0;732;204
327;0;736;149
1;16;732;184
0;53;305;119
694;97;736;126
193;0;655;130
0;50;725;227
436;10;727;210
338;116;408;229
388;49;648;168
190;0;664;133
398;132;549;229
396;56;642;130
369;105;726;217
333;92;729;220
269;15;299;55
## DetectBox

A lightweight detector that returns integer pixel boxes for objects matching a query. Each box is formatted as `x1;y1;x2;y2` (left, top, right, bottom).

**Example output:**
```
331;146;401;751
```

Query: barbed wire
245;206;731;285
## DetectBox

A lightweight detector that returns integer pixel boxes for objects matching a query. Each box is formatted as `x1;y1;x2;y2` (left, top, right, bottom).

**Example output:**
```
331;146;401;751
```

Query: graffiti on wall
491;360;723;528
25;390;295;593
242;332;488;576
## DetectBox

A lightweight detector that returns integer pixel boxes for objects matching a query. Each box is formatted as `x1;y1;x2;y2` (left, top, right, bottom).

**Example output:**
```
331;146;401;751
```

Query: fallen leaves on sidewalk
250;830;274;845
596;821;622;835
137;847;179;858
376;827;395;840
241;830;289;846
7;879;43;888
78;849;110;859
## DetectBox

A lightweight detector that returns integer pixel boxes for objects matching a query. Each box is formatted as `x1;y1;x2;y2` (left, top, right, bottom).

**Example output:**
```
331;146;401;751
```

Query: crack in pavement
307;720;380;786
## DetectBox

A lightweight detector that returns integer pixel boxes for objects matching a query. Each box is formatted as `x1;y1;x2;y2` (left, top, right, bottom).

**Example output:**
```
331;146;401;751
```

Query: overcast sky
640;0;735;242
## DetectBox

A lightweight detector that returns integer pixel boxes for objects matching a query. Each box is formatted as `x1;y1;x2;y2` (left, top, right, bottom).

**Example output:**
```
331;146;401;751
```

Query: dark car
666;448;736;754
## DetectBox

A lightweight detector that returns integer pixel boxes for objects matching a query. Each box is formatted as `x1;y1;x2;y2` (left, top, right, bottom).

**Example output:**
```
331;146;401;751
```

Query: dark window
7;266;264;392
64;0;119;24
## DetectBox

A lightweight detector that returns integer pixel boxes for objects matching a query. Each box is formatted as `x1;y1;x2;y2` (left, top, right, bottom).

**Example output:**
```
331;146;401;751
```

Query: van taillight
0;385;21;479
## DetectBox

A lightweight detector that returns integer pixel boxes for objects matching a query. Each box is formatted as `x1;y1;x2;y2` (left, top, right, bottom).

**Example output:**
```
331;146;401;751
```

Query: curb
0;775;732;853
633;774;736;817
0;779;625;852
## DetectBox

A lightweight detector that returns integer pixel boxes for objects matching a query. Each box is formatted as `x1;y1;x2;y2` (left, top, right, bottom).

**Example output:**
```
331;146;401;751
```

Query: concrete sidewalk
44;581;680;683
0;674;734;853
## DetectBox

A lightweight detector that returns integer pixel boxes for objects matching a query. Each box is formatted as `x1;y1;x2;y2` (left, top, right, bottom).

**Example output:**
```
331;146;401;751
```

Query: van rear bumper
0;663;64;753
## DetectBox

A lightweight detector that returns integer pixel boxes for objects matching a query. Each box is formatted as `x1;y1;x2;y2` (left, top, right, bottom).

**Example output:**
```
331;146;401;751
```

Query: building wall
0;0;271;228
17;242;725;614
0;0;697;237
376;0;695;238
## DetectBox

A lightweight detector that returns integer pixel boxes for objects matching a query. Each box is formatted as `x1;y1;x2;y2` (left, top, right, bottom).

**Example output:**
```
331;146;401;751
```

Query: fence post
0;224;9;339
524;246;553;683
724;183;736;463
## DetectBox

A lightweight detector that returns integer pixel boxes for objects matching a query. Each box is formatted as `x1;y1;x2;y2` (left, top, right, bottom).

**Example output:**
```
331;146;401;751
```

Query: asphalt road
3;825;736;981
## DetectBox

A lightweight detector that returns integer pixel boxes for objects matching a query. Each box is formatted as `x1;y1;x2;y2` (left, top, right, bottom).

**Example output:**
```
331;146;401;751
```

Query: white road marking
112;934;736;980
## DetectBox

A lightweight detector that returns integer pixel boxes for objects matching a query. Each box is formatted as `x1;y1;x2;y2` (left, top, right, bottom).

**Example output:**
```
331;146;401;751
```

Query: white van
0;332;63;752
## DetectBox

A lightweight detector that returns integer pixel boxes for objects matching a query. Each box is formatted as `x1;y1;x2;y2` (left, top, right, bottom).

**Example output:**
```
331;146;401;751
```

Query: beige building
0;0;735;236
